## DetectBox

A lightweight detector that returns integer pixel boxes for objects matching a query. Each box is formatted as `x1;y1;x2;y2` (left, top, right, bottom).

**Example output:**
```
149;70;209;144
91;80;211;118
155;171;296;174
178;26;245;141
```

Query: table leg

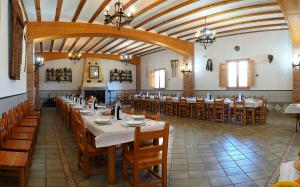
108;145;116;185
228;107;231;124
252;108;255;125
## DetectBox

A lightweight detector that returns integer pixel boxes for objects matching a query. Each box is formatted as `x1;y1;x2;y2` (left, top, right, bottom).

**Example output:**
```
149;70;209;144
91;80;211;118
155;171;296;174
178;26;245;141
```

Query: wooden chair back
214;99;224;109
73;110;87;148
0;116;9;147
133;122;169;166
142;111;160;121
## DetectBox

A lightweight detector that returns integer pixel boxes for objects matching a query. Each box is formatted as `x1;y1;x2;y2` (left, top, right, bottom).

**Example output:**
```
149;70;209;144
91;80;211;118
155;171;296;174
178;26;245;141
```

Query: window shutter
247;60;254;87
148;71;155;88
219;63;227;87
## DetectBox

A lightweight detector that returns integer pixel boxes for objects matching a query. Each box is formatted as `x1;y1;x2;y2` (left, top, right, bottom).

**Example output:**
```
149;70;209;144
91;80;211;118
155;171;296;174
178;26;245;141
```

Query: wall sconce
34;56;44;71
181;62;192;75
293;54;300;69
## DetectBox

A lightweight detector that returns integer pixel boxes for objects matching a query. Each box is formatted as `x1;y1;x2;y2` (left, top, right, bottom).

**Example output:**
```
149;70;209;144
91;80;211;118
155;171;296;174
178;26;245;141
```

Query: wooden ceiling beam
68;37;80;52
138;48;166;56
89;0;111;23
59;38;67;52
186;23;288;40
77;37;94;52
34;0;41;21
20;0;28;22
126;43;148;53
217;28;289;39
35;52;140;64
279;0;300;44
128;44;154;54
158;2;280;34
50;0;63;52
110;41;138;54
86;37;107;53
103;40;127;53
95;38;118;53
178;17;285;39
27;22;194;56
169;10;282;36
146;0;240;31
133;0;198;29
134;0;166;18
124;0;138;10
72;0;87;22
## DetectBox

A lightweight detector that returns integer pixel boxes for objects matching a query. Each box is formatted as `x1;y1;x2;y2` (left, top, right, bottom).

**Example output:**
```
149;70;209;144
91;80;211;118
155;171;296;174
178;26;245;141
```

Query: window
219;59;254;88
149;69;166;89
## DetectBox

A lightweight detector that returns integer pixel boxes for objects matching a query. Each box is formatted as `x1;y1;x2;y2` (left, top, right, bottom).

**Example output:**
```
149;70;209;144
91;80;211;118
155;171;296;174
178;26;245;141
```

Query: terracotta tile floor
1;108;300;187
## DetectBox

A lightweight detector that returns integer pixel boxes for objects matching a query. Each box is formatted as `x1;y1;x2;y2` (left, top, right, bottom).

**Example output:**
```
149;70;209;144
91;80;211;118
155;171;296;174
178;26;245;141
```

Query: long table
284;103;300;132
133;96;263;125
62;97;167;184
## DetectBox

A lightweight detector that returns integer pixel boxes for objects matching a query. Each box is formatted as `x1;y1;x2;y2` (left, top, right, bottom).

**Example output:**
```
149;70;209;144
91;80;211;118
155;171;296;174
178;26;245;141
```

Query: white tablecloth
61;97;169;148
279;161;299;181
284;104;300;114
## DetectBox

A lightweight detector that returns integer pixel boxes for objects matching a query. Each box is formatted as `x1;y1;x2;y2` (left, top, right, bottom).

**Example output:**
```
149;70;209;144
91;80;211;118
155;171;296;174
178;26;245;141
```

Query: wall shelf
110;69;132;83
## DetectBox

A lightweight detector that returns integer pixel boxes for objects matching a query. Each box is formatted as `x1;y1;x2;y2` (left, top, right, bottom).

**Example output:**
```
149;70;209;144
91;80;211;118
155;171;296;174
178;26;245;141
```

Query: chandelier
120;53;132;65
195;19;216;49
104;0;134;30
68;52;82;63
34;56;44;71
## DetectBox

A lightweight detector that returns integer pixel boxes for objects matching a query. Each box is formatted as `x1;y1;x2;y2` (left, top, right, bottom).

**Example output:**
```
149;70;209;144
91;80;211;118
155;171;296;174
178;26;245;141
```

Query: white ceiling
23;0;288;56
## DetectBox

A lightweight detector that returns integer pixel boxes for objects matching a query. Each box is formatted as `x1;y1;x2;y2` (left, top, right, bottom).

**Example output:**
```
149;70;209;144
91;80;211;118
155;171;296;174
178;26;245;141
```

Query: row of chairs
56;97;169;187
133;96;267;125
0;101;40;187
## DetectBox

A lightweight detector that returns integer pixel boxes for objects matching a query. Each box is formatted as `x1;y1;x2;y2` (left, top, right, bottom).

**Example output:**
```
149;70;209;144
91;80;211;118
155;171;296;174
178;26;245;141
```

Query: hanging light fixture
104;0;134;30
68;51;82;63
120;45;132;65
195;18;216;49
34;56;44;71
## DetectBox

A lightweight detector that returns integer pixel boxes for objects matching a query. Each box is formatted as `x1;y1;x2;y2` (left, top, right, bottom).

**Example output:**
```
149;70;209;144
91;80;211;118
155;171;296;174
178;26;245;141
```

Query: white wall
195;30;293;90
140;50;184;90
0;0;27;98
39;58;136;91
140;30;293;92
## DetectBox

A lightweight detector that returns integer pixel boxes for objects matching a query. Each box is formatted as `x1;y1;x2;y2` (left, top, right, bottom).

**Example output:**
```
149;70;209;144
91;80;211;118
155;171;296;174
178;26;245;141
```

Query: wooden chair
165;97;173;116
142;111;160;121
136;96;143;111
178;98;188;117
213;99;225;122
143;97;151;112
0;151;29;187
74;111;107;178
196;98;205;120
122;108;135;115
122;123;169;187
234;100;246;125
255;99;267;125
153;96;160;113
0;117;33;164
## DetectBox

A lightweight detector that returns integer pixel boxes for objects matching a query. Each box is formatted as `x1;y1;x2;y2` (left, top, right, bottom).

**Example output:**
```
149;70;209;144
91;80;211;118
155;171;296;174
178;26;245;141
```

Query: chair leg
133;166;139;187
83;153;89;178
19;168;25;187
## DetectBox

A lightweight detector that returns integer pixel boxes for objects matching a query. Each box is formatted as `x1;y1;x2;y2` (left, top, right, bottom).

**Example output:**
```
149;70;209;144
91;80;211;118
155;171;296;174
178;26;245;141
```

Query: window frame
149;68;166;90
226;58;251;90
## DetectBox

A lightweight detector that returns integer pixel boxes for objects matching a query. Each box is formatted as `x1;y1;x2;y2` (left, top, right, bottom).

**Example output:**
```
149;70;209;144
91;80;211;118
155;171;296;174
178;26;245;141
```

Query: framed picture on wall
89;66;99;79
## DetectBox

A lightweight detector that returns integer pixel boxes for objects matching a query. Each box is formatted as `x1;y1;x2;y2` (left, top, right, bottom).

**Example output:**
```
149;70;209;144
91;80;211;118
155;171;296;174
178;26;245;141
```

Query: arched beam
35;52;140;65
26;22;194;56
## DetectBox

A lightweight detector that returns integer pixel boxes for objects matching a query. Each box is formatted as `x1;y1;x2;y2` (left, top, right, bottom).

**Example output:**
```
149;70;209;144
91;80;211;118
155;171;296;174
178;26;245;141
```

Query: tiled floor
1;108;300;187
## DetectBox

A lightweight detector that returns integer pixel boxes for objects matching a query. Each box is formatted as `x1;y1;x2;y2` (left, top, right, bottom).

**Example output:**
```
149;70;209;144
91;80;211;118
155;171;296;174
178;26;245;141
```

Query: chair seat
10;132;34;140
19;121;38;127
0;151;28;168
14;127;36;134
2;140;32;151
124;152;162;168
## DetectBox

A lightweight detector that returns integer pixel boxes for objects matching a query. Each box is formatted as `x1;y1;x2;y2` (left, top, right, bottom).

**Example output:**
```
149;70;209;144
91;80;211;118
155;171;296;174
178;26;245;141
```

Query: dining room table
61;97;170;185
132;95;263;125
284;103;300;132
